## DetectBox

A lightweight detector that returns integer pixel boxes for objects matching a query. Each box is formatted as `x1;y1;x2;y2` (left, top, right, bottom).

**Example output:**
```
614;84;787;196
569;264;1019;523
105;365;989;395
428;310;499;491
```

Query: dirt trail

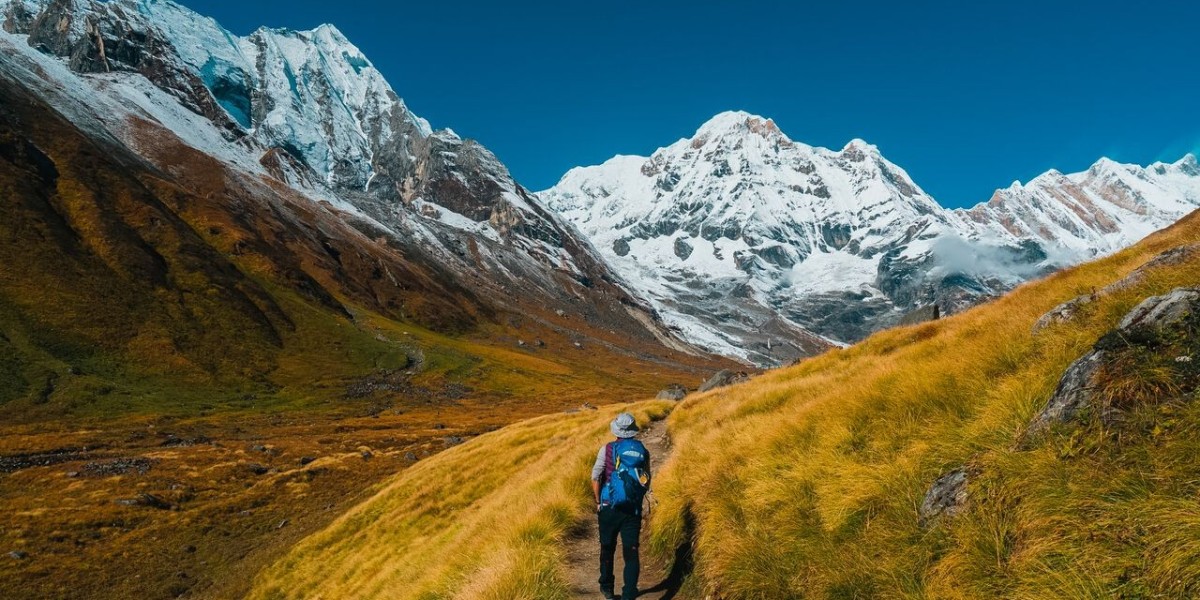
564;419;683;599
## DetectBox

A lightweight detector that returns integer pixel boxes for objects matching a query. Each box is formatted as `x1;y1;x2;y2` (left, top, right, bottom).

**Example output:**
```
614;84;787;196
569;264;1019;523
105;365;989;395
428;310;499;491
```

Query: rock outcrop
1027;287;1200;437
1033;245;1200;334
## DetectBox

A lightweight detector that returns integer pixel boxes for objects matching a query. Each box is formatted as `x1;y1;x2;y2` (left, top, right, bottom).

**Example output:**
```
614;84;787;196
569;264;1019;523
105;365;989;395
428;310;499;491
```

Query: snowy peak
540;111;959;363
691;110;790;145
1;0;699;359
958;154;1200;257
542;110;1200;365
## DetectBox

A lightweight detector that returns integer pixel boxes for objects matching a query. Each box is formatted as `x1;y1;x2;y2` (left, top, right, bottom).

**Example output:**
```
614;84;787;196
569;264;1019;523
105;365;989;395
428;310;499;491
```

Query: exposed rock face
698;369;749;393
919;467;969;526
655;384;688;401
542;110;1200;365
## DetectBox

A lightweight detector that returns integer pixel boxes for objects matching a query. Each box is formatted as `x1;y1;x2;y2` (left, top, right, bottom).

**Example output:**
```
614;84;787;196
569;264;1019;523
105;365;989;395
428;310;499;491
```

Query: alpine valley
541;111;1200;364
1;0;1199;599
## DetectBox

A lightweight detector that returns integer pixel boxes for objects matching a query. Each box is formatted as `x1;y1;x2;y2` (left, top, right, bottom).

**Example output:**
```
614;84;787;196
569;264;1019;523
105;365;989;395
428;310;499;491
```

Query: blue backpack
601;438;649;513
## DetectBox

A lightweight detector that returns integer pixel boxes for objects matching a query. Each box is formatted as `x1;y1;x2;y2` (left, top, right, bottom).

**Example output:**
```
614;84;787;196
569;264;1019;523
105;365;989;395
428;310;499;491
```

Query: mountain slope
0;3;731;598
0;0;704;362
250;207;1200;600
648;209;1200;599
541;111;1200;365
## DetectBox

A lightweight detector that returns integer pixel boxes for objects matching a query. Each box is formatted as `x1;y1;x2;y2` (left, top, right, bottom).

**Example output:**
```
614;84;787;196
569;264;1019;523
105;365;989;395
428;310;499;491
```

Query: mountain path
564;419;681;599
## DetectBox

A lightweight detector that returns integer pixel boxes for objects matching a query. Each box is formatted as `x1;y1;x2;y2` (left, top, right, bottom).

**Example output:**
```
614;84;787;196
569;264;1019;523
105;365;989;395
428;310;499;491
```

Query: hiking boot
601;590;615;600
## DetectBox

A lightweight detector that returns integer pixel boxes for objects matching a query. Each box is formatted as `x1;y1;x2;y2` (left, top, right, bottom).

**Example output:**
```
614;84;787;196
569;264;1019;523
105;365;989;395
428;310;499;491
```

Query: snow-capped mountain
959;156;1200;256
0;0;706;359
541;111;1200;364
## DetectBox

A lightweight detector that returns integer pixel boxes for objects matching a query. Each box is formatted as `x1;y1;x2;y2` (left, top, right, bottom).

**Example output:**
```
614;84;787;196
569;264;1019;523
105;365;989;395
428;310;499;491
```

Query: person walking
591;412;651;600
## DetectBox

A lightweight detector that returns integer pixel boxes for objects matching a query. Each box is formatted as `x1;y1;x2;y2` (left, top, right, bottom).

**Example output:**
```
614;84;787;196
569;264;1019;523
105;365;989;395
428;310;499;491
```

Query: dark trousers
598;506;641;599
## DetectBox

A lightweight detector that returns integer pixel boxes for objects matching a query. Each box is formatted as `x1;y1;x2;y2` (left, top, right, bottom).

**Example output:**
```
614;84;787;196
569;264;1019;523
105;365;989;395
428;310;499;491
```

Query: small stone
443;436;465;447
360;450;373;460
298;456;316;466
244;463;269;476
8;550;28;560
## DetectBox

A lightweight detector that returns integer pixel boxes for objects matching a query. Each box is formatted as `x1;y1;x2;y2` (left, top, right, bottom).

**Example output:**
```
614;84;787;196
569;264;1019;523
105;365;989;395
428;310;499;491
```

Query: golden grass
646;212;1200;598
247;401;673;600
241;214;1200;600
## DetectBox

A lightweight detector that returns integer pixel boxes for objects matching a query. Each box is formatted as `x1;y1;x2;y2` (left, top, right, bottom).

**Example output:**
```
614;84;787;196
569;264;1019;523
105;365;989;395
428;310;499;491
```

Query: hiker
591;412;651;600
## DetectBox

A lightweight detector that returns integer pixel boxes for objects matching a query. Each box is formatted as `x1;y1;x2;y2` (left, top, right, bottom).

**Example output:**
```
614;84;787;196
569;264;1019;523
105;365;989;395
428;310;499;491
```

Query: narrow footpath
564;419;682;599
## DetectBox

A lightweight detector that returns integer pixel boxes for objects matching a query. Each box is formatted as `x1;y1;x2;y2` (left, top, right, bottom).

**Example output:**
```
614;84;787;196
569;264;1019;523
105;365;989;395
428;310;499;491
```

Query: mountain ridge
0;0;714;363
540;110;1200;364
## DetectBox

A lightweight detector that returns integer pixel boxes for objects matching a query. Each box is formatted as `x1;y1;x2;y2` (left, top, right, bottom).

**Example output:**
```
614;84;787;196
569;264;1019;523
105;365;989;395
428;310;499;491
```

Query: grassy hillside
0;71;725;600
256;211;1200;600
649;211;1200;598
248;401;673;600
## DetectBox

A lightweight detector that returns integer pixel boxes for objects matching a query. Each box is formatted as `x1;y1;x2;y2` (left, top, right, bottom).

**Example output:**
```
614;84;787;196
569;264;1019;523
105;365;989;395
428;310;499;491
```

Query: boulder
698;369;749;393
919;467;969;526
1114;287;1199;333
244;463;270;475
655;384;688;401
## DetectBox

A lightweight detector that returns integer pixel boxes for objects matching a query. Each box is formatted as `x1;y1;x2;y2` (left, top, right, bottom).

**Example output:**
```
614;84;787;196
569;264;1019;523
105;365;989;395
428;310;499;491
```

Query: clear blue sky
181;0;1199;208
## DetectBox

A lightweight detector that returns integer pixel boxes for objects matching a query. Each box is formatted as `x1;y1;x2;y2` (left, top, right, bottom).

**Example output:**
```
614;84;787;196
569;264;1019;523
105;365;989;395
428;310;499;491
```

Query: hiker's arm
590;445;607;508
